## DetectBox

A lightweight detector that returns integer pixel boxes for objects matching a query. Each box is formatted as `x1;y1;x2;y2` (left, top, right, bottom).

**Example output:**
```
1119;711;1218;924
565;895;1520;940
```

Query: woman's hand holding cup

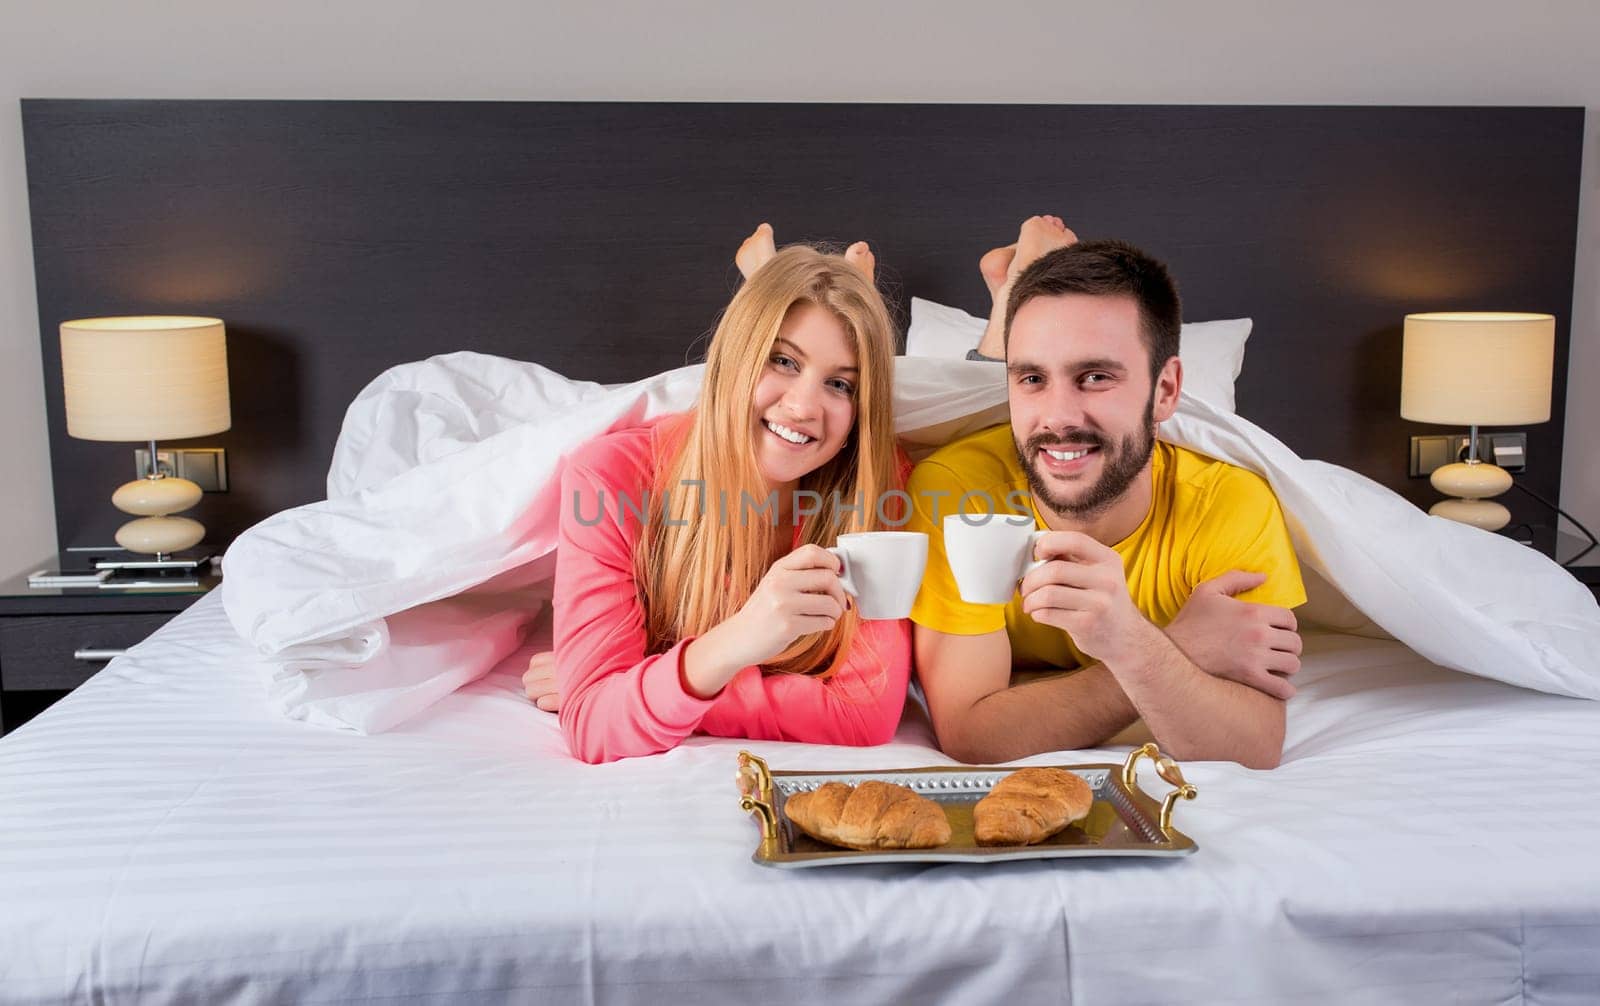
683;544;849;696
732;544;852;664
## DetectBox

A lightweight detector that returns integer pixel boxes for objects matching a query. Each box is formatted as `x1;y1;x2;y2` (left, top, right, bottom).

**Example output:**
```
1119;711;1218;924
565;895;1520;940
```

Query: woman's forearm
680;618;757;698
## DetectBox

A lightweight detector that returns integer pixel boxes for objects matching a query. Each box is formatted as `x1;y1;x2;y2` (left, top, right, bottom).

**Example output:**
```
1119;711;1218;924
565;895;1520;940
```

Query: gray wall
2;1;1596;573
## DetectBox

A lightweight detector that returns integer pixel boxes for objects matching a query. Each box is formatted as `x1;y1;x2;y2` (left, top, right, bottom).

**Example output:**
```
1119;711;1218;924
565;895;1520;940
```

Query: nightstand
0;557;221;734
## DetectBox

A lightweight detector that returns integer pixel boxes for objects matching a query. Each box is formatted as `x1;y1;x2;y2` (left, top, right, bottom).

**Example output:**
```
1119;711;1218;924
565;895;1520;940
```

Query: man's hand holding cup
1018;530;1156;669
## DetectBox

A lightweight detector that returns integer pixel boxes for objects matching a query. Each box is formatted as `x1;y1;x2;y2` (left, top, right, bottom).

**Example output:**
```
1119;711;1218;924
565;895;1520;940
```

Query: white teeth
1045;447;1092;462
766;420;813;445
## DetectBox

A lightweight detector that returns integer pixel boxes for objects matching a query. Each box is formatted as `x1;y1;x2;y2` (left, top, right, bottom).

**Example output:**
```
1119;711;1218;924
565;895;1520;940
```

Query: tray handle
1120;742;1198;837
737;751;779;852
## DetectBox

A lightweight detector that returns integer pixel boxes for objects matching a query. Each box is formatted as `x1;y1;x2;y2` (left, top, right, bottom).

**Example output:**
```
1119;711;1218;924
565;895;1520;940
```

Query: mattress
2;593;1598;1005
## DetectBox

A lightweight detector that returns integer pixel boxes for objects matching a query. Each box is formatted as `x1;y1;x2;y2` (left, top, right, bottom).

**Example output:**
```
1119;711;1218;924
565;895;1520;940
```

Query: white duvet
221;352;1600;733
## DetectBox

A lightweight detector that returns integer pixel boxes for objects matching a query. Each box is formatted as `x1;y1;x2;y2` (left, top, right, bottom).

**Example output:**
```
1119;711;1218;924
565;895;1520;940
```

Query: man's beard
1015;404;1156;520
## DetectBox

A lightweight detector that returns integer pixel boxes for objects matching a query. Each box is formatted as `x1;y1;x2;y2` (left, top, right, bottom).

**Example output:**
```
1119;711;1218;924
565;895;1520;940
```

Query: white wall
2;0;1596;572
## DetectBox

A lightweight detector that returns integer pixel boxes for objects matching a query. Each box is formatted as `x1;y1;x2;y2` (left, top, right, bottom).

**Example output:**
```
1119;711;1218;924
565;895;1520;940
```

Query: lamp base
1428;459;1514;531
1429;460;1513;500
110;471;206;556
1429;497;1511;531
114;515;206;555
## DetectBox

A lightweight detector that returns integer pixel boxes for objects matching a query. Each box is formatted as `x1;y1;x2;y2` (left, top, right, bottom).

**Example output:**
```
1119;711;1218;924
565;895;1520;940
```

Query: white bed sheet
3;594;1599;1005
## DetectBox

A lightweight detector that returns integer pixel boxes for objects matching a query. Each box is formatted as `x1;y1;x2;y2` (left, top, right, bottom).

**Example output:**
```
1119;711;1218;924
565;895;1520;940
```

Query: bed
5;601;1600;1002
6;100;1598;1004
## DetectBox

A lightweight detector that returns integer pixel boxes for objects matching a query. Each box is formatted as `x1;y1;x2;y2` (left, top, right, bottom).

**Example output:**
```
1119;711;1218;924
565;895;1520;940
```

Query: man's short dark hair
1004;239;1182;381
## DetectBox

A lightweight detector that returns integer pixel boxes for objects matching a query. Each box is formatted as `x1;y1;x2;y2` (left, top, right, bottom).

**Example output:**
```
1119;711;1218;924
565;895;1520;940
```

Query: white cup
826;531;930;620
943;514;1048;605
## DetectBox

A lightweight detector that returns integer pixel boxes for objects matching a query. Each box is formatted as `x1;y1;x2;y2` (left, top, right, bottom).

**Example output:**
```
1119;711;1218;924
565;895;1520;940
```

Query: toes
735;222;778;279
844;240;876;281
1013;214;1078;273
738;223;770;246
1050;216;1078;243
1019;214;1056;237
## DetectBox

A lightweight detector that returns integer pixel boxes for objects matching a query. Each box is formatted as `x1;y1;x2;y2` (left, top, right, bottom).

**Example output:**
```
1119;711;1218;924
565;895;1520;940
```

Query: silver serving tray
736;745;1198;868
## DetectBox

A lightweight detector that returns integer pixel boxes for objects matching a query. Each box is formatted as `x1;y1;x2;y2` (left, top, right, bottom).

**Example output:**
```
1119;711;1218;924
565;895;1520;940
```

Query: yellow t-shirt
905;424;1306;669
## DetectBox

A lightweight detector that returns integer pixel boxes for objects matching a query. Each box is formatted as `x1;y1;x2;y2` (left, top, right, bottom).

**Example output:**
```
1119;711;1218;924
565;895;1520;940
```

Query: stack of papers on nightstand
27;568;113;588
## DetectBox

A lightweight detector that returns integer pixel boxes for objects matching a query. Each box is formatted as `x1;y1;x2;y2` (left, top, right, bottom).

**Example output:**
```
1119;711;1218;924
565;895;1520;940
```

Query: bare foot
736;222;777;279
1012;215;1075;278
844;240;876;282
973;215;1077;359
979;243;1017;299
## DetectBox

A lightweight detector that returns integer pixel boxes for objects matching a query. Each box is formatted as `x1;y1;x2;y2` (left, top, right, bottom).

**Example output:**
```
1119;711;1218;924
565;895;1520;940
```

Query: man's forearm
1108;625;1285;769
942;665;1139;763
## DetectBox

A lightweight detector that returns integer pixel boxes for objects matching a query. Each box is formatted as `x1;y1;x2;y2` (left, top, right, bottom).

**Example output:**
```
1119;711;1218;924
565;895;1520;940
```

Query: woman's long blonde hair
636;245;899;677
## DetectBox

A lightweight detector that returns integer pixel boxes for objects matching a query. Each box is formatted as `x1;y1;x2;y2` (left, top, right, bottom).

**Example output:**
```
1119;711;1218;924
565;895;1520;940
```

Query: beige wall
2;1;1596;572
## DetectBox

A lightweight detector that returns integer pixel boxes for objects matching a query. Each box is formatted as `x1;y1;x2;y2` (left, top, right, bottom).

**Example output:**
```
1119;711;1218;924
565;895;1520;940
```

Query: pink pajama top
553;414;913;763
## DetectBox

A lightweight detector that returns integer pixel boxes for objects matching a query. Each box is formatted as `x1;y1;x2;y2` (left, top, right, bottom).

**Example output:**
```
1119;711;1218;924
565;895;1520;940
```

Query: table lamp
59;316;230;563
1400;311;1554;531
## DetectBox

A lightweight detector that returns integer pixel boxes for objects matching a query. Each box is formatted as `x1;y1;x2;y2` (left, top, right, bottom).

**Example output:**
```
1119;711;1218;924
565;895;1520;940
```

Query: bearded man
907;230;1305;769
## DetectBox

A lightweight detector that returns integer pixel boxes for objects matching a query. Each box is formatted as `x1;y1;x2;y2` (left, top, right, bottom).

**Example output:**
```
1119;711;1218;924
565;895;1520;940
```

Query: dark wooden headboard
22;101;1583;547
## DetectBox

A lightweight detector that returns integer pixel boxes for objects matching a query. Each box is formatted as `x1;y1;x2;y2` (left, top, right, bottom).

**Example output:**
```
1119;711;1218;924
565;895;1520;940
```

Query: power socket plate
133;448;228;491
1409;433;1526;477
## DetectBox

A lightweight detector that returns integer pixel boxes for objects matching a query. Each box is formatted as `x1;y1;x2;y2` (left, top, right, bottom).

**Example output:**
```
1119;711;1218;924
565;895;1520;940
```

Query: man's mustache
1026;430;1105;453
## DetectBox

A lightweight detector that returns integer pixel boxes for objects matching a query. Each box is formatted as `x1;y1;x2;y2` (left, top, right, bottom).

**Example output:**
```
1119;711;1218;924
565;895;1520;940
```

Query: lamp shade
1400;312;1555;426
60;316;231;441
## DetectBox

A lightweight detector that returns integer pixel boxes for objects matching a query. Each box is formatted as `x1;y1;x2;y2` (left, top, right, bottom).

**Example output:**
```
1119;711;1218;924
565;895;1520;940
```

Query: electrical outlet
1409;433;1526;477
134;448;228;491
1486;433;1527;473
133;449;177;478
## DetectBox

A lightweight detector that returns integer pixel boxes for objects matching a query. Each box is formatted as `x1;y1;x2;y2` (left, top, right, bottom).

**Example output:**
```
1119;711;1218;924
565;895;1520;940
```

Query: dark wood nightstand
0;556;221;734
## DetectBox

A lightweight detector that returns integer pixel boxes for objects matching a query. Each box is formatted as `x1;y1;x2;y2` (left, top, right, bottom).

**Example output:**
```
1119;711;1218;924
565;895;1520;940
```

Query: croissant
973;767;1094;846
784;780;952;850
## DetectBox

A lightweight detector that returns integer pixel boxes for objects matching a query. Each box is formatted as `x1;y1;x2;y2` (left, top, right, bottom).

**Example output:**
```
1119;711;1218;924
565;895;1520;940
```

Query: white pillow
905;296;1252;414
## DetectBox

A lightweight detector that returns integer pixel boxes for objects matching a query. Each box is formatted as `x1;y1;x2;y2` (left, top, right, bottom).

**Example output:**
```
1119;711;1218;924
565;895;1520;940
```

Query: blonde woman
534;228;910;763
